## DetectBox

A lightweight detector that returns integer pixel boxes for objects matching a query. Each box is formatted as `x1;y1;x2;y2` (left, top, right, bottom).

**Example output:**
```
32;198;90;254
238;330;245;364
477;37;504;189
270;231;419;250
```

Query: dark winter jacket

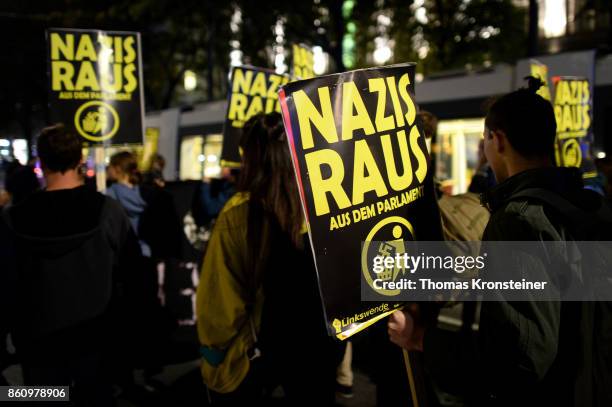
424;167;612;407
3;185;141;362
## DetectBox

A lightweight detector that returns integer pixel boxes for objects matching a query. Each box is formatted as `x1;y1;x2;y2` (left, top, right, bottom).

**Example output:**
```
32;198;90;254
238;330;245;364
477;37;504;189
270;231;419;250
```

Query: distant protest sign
46;28;144;145
221;66;291;167
552;76;596;178
279;63;442;339
292;44;315;80
529;59;551;101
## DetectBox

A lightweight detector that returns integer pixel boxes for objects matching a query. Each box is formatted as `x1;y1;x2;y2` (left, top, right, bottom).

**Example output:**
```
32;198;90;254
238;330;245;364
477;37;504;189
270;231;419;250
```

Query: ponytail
110;151;141;185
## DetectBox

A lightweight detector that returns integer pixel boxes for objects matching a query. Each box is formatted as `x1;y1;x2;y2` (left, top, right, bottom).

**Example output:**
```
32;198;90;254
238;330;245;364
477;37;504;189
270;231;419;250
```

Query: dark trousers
209;345;340;407
22;351;114;407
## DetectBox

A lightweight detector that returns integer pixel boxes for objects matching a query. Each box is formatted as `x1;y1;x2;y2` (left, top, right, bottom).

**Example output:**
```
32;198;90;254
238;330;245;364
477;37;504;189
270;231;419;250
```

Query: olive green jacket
196;193;264;393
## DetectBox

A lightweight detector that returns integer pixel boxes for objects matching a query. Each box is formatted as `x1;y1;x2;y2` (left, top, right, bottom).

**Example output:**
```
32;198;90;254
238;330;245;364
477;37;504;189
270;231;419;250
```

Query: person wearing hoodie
3;124;142;406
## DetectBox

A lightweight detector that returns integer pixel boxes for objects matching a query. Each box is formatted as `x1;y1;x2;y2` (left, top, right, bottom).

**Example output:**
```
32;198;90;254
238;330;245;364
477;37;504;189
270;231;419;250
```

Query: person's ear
491;129;506;155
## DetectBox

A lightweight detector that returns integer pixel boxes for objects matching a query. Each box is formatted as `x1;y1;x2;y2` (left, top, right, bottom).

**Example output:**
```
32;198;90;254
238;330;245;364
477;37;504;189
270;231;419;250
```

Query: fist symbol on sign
82;107;109;135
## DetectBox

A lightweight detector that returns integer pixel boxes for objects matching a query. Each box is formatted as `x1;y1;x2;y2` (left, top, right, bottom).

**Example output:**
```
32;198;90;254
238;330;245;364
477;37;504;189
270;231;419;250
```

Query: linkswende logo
332;318;342;334
332;303;391;335
361;216;415;296
74;101;119;141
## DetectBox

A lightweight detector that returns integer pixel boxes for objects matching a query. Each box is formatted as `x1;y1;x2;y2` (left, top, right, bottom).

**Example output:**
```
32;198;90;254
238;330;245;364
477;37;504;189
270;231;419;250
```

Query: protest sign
279;63;442;339
46;28;144;145
292;43;315;80
529;59;551;101
516;51;596;179
552;76;596;178
221;66;291;167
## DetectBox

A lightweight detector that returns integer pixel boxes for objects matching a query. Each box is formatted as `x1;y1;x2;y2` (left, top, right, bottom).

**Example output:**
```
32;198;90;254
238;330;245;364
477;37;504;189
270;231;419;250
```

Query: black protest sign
552;76;596;179
46;28;144;145
221;66;291;167
292;44;315;80
279;63;442;339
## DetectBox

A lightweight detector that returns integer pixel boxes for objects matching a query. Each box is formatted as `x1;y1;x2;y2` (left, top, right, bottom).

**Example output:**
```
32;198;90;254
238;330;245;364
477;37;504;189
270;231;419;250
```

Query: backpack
511;187;612;300
438;192;490;258
439;192;490;241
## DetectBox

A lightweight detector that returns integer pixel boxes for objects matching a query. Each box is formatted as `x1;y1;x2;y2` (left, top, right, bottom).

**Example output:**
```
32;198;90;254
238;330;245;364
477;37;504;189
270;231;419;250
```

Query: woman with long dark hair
196;112;341;405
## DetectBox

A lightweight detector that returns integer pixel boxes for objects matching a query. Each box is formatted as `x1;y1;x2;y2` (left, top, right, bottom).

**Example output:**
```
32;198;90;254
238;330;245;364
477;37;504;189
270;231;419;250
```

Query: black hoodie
3;185;141;362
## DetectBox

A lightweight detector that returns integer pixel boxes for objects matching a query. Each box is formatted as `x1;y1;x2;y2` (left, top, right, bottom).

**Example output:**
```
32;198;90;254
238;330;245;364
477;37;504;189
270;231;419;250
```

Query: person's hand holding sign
388;305;425;351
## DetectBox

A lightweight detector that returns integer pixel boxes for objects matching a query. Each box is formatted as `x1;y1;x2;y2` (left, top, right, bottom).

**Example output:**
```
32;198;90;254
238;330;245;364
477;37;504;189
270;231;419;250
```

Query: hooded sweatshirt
106;182;151;257
4;185;137;361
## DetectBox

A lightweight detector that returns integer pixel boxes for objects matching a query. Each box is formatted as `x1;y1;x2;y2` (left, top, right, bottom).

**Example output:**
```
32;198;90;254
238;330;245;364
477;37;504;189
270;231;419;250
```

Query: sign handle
94;146;106;192
403;349;428;407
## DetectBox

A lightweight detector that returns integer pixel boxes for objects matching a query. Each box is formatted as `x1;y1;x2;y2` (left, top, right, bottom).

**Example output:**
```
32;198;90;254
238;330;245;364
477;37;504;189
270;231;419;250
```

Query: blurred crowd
0;77;611;407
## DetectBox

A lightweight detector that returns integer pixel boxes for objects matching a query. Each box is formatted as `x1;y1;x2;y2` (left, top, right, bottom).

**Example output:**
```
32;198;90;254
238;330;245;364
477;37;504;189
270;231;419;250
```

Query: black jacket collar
481;167;584;212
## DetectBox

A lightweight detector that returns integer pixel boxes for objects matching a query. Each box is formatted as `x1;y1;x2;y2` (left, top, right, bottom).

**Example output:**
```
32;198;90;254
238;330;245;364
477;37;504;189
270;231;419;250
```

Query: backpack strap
509;187;607;239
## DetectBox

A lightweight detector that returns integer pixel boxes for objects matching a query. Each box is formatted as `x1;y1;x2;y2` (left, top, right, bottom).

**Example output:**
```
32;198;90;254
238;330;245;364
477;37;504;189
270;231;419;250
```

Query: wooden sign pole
94;146;106;192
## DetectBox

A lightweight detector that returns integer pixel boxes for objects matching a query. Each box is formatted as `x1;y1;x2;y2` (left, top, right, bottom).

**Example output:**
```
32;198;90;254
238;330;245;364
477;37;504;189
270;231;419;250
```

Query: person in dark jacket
142;153;166;188
4;161;40;206
107;151;182;260
194;168;238;228
3;124;141;406
0;161;40;381
0;197;16;386
388;78;612;406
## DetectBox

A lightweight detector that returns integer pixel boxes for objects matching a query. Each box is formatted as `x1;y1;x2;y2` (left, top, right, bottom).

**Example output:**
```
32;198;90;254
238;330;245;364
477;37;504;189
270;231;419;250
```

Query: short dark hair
485;77;556;159
37;124;82;173
150;153;166;170
417;110;438;140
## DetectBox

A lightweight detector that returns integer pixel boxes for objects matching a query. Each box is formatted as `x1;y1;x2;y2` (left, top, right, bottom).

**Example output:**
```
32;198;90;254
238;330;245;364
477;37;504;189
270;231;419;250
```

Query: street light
373;44;392;65
313;46;328;75
184;70;197;92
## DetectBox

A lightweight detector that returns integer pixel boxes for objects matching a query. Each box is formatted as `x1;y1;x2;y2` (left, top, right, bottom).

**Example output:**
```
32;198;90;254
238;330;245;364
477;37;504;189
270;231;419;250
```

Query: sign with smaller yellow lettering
46;28;144;145
279;63;442;339
552;76;596;178
221;66;291;167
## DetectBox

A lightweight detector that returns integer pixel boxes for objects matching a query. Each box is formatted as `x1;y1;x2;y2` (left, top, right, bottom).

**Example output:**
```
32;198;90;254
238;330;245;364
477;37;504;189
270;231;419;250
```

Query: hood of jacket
481;167;588;213
5;186;107;259
106;182;147;219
